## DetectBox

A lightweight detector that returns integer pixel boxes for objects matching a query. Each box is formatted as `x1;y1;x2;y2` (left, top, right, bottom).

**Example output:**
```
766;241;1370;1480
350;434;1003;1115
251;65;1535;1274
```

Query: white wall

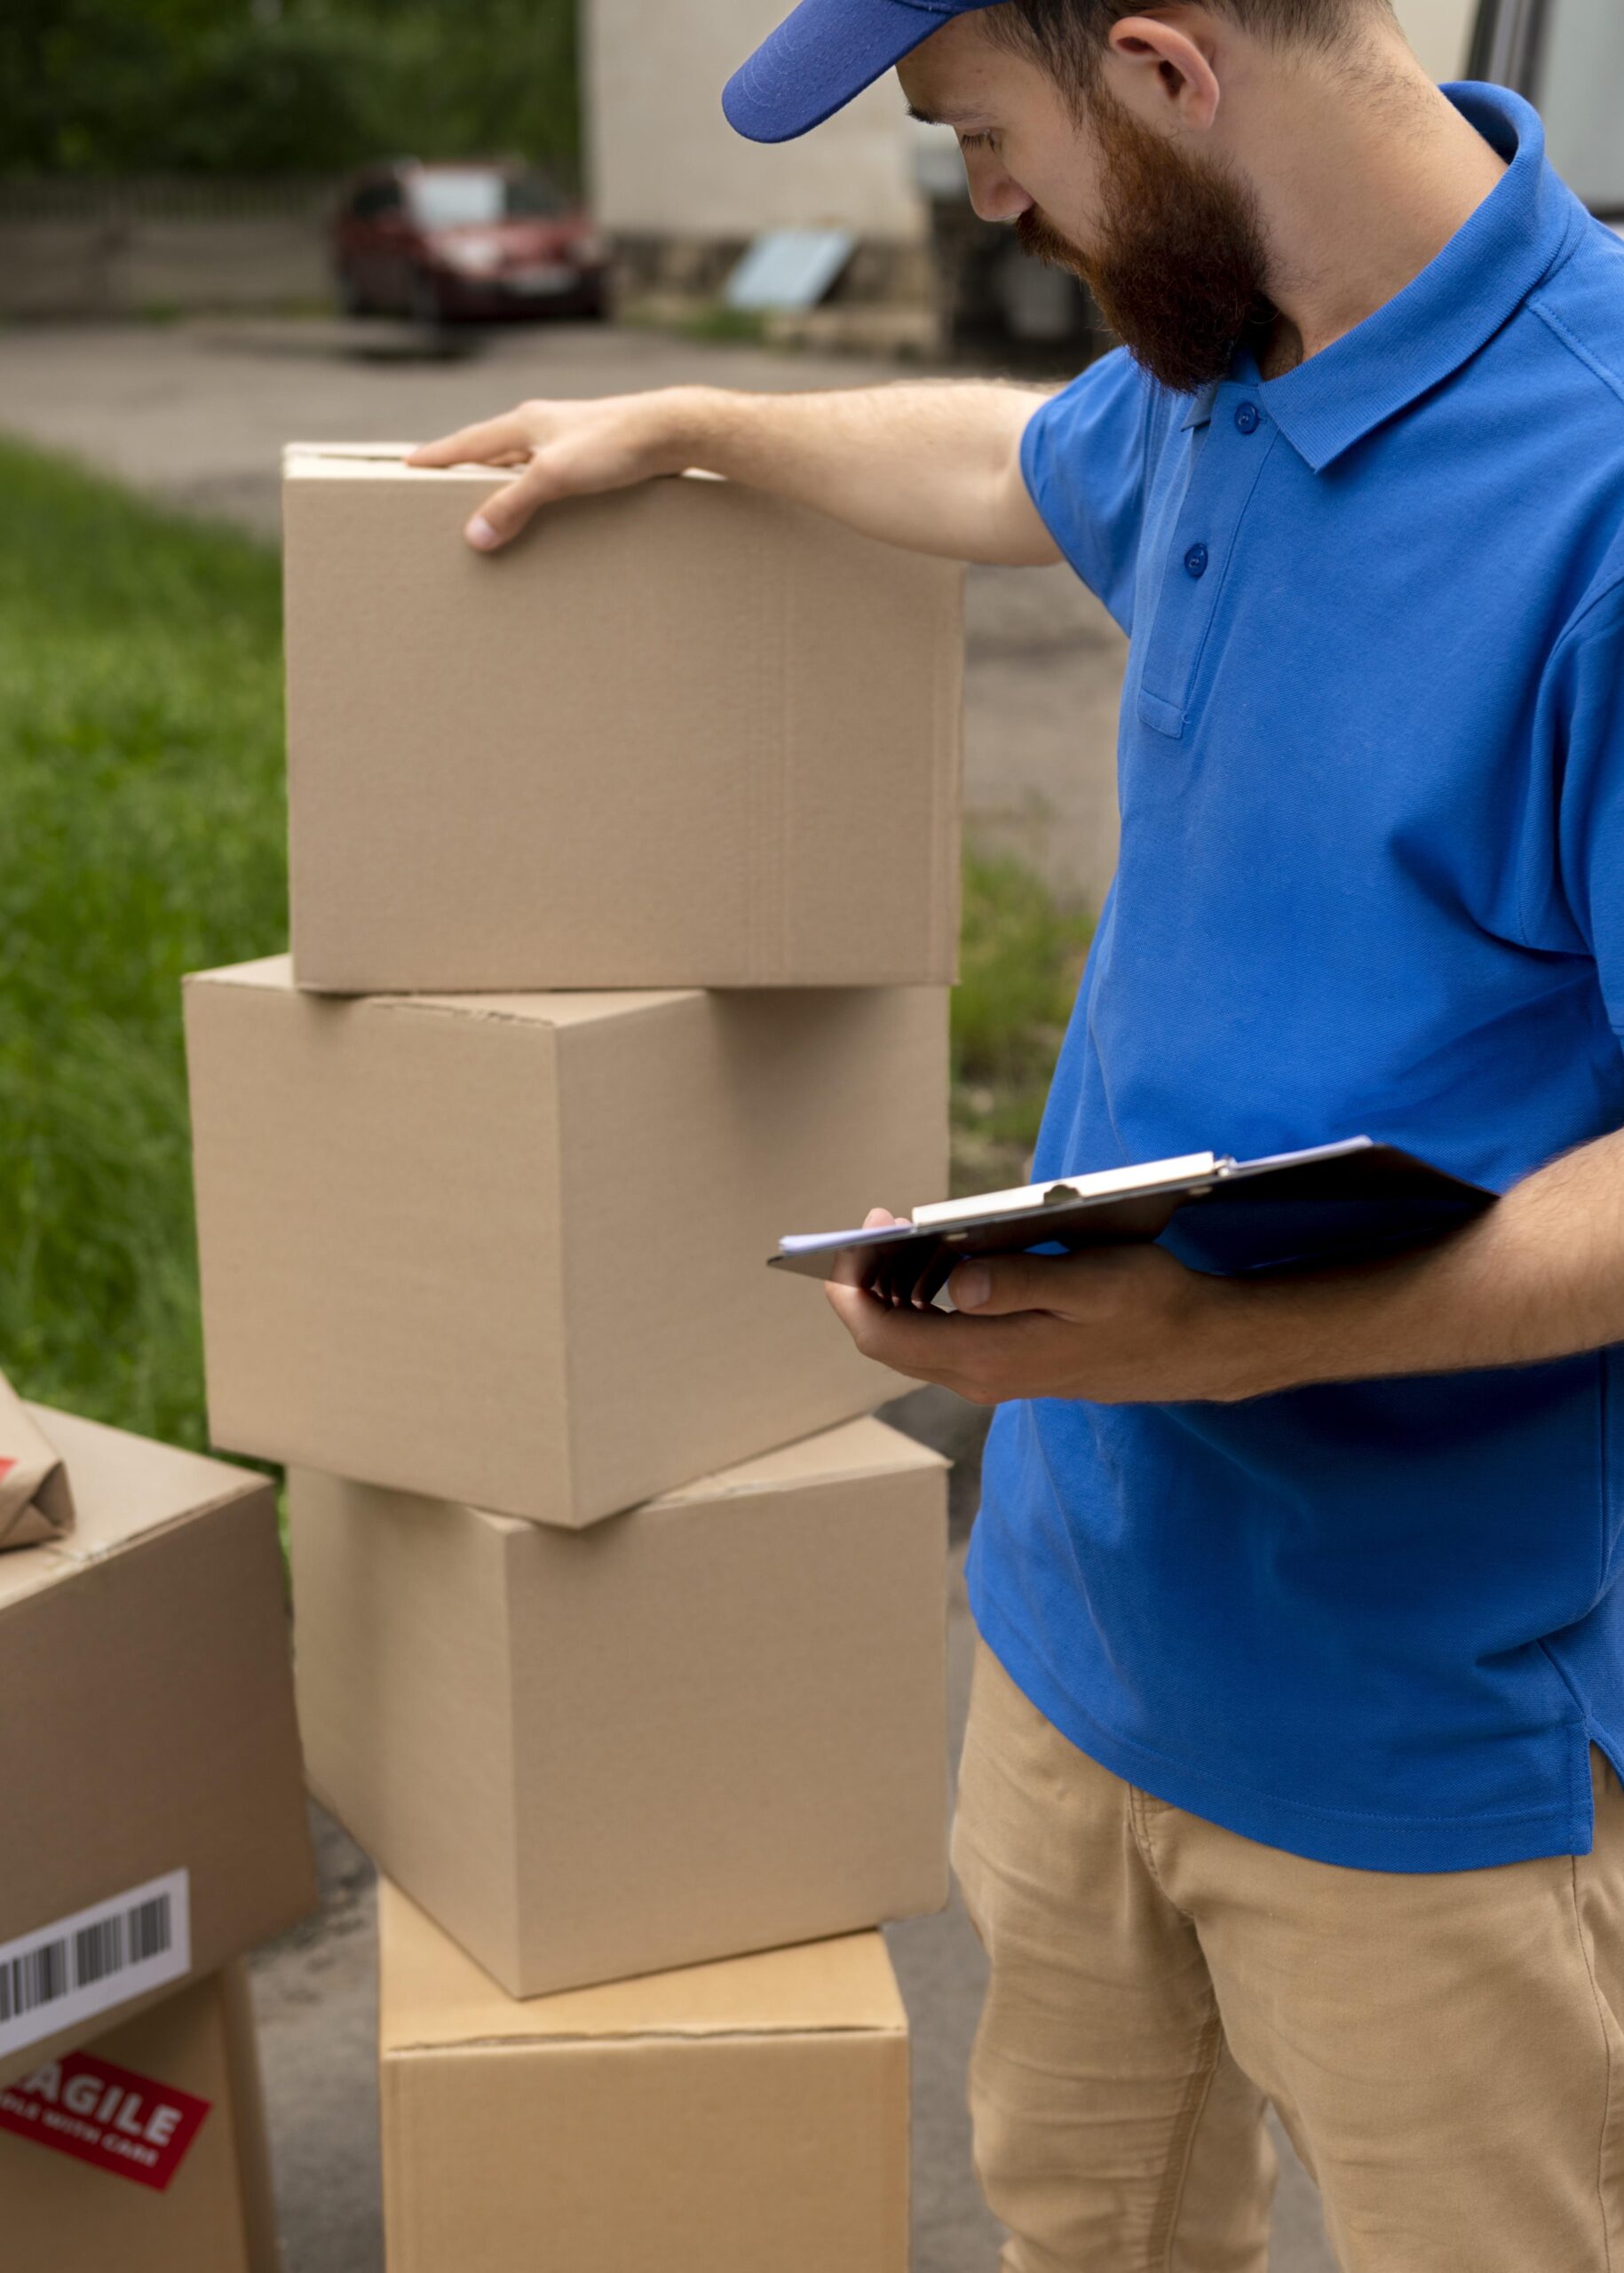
585;0;1481;247
1393;0;1476;82
584;0;926;241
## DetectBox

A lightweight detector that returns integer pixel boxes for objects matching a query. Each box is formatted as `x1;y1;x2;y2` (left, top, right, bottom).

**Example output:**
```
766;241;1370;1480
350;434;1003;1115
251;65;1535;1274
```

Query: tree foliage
1;0;580;178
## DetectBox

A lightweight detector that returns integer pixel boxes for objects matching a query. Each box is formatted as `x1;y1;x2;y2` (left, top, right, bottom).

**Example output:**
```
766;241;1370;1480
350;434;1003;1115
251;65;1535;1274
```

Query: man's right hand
407;391;701;552
407;378;1062;569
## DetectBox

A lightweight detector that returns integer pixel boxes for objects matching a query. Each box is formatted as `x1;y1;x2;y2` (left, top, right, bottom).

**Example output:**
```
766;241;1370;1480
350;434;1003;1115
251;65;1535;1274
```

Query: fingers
822;1282;1022;1399
824;1278;875;1337
406;413;536;469
824;1281;947;1377
462;452;582;551
950;1249;1073;1318
401;410;574;553
408;395;681;551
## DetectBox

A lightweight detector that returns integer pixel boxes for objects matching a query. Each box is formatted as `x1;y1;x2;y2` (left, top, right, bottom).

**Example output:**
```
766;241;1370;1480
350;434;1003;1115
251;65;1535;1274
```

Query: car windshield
406;171;563;228
1538;0;1624;217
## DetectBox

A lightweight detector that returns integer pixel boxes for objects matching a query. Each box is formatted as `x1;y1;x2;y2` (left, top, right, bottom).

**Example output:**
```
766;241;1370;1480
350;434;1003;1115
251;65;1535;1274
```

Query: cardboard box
186;955;947;1525
0;1967;280;2272
378;1880;909;2273
0;1406;316;2087
289;1417;948;1997
282;447;962;995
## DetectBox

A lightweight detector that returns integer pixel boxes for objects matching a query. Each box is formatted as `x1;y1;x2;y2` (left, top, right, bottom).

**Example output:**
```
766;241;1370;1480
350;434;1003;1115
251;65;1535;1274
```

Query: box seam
0;1484;273;1607
650;1444;951;1509
385;2024;907;2057
186;970;706;1035
500;1520;537;1989
549;1024;584;1530
768;511;791;983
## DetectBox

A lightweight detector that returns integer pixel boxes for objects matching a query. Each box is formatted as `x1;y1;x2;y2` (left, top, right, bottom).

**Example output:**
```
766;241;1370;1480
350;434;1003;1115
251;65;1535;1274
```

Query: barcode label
0;1872;190;2061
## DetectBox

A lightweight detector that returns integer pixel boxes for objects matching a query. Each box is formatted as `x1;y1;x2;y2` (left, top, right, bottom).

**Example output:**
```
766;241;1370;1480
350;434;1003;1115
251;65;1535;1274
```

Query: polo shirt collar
1180;84;1586;471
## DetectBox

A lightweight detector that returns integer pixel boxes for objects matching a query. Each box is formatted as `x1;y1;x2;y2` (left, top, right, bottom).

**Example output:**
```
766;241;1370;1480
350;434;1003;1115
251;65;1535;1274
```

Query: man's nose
963;151;1034;226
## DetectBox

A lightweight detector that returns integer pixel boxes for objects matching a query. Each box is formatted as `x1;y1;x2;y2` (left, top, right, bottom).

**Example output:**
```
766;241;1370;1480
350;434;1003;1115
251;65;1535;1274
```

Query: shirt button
1184;543;1209;580
1234;402;1261;434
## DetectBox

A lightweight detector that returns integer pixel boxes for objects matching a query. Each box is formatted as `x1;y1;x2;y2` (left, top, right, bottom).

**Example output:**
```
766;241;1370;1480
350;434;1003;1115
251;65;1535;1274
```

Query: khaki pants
952;1639;1624;2272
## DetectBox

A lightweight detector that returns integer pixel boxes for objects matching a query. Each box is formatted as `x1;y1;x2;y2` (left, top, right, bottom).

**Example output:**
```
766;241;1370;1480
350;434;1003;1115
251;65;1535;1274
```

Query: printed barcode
129;1896;171;1963
0;1894;172;2026
0;1870;189;2061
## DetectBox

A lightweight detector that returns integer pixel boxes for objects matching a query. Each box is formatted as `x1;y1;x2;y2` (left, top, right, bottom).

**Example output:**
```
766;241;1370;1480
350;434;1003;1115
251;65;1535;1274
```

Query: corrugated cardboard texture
283;449;963;993
0;1406;317;2085
0;1967;281;2273
186;956;949;1525
289;1416;949;1997
378;1881;909;2273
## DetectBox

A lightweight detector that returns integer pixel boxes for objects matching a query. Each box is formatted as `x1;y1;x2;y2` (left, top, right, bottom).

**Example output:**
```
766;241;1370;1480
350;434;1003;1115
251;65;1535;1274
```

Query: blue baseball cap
724;0;1004;145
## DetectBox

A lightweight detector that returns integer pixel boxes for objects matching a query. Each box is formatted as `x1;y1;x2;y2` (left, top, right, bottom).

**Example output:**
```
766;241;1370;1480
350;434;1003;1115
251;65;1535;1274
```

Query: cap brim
723;0;956;145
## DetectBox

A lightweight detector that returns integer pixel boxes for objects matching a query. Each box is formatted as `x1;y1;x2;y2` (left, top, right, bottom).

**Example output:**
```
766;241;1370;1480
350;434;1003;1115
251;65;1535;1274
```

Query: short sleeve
1019;348;1161;632
1544;586;1624;1034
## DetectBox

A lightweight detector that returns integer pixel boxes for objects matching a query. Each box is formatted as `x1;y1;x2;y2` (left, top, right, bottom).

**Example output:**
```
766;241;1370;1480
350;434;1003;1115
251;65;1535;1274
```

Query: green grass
0;438;1092;1453
954;849;1093;1192
623;300;776;348
675;304;773;346
0;440;288;1448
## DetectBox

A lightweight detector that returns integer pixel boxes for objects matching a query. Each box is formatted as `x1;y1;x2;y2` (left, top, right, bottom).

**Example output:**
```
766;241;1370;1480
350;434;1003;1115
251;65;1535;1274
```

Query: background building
582;0;933;315
582;0;1485;337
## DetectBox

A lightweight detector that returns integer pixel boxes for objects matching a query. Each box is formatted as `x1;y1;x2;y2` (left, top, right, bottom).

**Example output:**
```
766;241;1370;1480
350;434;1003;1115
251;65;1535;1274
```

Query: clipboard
769;1137;1494;1304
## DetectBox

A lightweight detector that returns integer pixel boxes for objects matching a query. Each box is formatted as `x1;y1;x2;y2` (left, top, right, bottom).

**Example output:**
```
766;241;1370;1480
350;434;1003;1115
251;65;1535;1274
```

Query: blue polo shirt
968;84;1624;1872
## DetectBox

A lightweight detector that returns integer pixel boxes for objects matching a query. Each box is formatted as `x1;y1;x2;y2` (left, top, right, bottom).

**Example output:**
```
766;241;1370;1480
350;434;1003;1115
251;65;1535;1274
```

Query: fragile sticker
0;2048;211;2190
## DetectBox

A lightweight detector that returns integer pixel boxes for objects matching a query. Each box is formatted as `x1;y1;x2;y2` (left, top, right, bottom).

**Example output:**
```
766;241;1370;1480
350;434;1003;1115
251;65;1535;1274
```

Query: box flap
283;447;729;488
378;1882;907;2053
186;954;697;1032
283;444;478;483
400;1417;948;1530
0;1408;269;1614
649;1415;947;1508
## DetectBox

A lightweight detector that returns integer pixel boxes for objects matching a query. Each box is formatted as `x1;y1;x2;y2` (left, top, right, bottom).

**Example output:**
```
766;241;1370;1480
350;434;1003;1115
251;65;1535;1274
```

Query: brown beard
1015;88;1275;395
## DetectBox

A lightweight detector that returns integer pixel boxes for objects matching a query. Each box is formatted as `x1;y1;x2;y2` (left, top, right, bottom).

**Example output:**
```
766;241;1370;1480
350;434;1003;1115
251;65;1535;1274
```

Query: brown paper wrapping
0;1372;75;1549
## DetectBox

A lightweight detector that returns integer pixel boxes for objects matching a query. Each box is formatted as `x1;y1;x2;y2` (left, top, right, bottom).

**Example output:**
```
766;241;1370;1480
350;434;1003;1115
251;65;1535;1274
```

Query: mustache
1014;205;1092;281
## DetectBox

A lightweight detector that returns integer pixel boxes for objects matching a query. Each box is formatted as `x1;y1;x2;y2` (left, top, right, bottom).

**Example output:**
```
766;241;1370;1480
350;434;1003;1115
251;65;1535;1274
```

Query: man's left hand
824;1208;1258;1406
826;1126;1624;1410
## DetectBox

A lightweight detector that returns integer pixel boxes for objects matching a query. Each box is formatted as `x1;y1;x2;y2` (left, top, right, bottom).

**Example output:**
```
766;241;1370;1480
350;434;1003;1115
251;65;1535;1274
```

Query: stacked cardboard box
377;1883;910;2273
0;1407;315;2087
2;1968;281;2273
1;1401;316;2269
186;448;965;2264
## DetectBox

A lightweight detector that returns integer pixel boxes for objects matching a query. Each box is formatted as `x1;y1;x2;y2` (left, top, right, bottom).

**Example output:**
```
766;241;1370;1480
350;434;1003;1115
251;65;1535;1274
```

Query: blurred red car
333;161;609;323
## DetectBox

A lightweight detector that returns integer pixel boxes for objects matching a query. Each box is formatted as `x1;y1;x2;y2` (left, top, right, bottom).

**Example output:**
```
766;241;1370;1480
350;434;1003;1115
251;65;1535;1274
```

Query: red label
0;2049;211;2191
0;1457;14;1481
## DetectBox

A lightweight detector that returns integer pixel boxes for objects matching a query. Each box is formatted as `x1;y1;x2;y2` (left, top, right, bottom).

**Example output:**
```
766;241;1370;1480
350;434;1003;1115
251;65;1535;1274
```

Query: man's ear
1103;13;1224;132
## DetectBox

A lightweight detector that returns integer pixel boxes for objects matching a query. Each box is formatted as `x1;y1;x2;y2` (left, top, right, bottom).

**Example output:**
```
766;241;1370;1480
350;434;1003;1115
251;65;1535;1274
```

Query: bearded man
413;5;1624;2263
